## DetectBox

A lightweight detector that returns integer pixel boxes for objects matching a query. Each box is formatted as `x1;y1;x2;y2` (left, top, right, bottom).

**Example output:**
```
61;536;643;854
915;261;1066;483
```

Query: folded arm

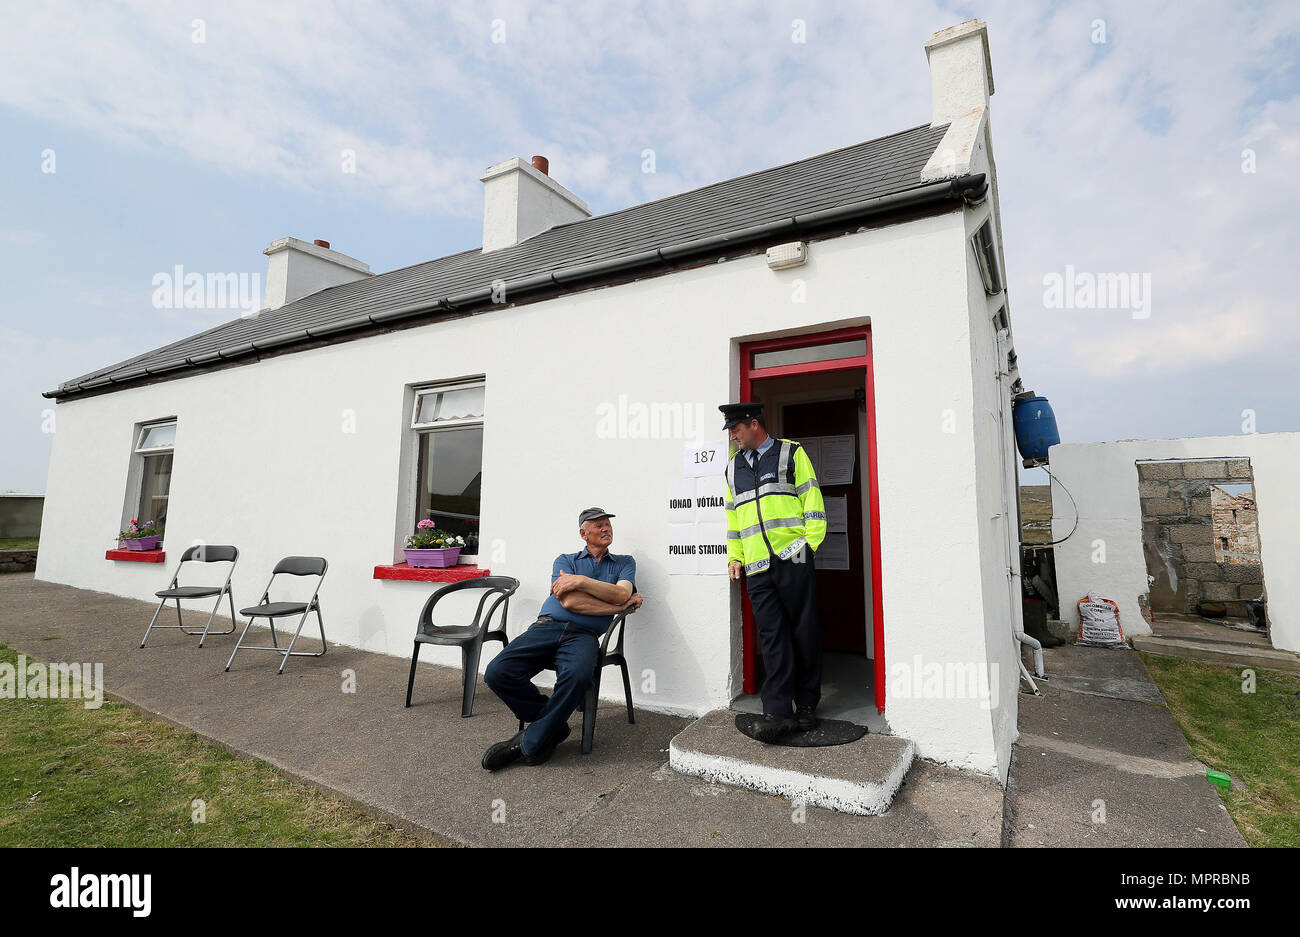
552;573;634;606
560;591;641;615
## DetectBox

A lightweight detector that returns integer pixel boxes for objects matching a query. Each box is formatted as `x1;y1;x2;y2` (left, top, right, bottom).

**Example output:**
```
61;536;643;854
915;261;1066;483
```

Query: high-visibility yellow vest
724;438;827;575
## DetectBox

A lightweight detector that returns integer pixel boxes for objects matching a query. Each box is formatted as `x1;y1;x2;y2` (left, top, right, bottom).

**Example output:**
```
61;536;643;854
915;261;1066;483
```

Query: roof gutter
46;174;985;399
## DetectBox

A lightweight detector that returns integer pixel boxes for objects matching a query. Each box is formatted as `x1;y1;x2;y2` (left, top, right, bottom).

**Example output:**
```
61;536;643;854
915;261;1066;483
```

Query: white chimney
924;19;995;127
480;155;591;253
262;237;371;311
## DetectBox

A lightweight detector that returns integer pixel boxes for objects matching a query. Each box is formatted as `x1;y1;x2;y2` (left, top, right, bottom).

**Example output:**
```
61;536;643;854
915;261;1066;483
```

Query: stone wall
1212;487;1259;562
1138;459;1263;616
0;549;37;574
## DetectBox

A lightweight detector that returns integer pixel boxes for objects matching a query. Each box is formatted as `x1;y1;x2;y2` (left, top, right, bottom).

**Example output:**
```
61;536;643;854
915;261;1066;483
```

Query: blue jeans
484;617;600;758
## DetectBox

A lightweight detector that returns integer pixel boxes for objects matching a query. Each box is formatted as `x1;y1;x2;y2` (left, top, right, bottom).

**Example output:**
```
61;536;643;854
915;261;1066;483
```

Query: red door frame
738;325;886;713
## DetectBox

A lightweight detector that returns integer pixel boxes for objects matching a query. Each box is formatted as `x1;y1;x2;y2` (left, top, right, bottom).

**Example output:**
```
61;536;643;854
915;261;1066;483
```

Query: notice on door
824;495;849;534
818;435;856;486
814;533;851;570
795;435;856;486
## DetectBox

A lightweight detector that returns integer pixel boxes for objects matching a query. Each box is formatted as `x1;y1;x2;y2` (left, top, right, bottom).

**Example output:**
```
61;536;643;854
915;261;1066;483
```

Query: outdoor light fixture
766;241;808;270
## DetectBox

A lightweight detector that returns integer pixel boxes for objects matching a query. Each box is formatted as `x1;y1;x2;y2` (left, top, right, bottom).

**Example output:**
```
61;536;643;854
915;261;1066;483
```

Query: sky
2;0;1299;492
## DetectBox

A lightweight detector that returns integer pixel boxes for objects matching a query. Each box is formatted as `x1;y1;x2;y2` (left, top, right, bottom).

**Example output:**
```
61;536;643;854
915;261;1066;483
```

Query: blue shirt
747;434;775;465
538;548;637;634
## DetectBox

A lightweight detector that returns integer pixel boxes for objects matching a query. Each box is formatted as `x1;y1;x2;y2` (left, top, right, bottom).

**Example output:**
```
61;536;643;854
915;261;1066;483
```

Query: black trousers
747;545;821;716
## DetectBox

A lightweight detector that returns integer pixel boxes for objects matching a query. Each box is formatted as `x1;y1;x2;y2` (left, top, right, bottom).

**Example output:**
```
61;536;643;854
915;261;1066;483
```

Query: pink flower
416;519;435;529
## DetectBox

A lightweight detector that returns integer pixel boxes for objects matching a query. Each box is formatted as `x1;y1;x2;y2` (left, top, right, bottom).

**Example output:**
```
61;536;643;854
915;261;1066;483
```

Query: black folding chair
406;576;520;717
519;605;636;754
225;556;328;674
140;544;239;648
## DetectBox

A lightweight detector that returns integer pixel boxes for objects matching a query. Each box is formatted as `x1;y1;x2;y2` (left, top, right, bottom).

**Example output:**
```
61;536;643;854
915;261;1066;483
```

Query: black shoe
481;731;526;771
524;723;572;766
796;706;818;732
751;715;799;744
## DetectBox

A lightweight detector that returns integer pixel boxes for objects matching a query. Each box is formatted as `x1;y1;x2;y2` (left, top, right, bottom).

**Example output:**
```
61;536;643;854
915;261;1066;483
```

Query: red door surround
737;325;886;713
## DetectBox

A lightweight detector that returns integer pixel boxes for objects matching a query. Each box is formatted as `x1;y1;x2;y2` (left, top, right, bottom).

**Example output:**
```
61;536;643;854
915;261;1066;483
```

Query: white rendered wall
1049;435;1300;653
39;206;1012;777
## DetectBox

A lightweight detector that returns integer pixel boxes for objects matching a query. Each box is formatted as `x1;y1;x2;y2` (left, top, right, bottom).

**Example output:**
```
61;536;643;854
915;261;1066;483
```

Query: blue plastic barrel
1012;396;1059;461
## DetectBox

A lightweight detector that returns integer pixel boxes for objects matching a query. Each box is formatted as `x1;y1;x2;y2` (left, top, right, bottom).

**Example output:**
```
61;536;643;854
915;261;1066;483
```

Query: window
129;420;176;541
751;339;866;369
411;381;484;553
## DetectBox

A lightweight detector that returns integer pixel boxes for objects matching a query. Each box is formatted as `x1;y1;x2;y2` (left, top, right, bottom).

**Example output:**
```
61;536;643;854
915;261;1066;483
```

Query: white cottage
38;20;1027;780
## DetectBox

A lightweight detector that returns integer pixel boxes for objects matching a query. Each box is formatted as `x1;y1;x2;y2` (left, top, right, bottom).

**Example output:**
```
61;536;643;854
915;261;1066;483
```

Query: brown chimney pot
530;155;549;175
313;239;331;249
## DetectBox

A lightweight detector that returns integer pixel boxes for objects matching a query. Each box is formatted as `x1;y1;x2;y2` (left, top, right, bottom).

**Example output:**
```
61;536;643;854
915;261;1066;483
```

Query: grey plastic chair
406;576;520;717
140;544;239;648
225;556;328;674
519;605;636;754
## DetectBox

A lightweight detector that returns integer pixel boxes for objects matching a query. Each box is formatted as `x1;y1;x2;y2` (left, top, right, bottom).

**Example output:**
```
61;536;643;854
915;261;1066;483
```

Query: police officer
720;402;827;743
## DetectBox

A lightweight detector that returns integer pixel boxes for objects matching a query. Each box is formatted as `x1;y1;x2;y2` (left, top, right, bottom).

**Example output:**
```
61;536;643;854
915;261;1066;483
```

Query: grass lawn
1141;652;1300;848
0;539;38;551
0;642;441;847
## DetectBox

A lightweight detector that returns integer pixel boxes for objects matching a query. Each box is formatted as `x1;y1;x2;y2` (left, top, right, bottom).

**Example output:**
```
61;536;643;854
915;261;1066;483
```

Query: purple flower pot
122;536;159;551
404;547;461;568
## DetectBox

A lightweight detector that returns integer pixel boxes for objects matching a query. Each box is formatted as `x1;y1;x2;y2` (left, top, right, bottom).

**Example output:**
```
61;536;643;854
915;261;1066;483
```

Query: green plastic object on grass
1206;769;1231;790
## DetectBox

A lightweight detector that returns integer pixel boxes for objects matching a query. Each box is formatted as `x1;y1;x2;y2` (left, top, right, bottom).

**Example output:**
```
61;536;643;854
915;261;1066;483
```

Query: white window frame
121;418;177;538
406;379;485;557
410;379;486;431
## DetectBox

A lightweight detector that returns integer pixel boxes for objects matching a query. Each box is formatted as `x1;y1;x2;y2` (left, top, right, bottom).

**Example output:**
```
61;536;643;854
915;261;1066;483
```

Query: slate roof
51;121;949;397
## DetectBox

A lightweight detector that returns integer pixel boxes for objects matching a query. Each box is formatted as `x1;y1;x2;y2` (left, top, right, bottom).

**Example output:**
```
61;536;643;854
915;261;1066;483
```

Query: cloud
2;0;1299;487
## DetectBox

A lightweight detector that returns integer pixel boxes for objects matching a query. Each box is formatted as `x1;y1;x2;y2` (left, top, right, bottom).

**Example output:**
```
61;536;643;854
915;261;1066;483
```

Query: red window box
373;562;491;583
106;548;166;563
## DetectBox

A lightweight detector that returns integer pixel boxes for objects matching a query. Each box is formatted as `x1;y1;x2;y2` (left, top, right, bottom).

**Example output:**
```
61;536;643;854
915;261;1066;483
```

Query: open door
737;326;885;715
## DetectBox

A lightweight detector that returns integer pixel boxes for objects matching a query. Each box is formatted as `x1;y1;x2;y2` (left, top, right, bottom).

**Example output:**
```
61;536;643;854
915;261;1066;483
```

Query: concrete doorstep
669;710;914;816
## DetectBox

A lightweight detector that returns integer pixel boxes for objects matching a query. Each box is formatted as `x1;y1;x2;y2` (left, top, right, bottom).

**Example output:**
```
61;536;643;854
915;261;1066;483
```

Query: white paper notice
814;533;850;570
818;435;856;486
667;524;698;575
694;474;728;521
795;436;822;471
695;521;730;575
824;495;849;533
667;478;697;523
683;441;726;478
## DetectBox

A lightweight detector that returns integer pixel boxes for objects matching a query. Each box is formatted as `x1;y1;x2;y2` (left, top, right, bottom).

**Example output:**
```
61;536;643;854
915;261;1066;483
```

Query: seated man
481;507;641;770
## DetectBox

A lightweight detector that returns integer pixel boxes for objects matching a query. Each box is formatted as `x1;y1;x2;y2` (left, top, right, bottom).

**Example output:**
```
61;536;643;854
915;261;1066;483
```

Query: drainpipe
994;327;1044;691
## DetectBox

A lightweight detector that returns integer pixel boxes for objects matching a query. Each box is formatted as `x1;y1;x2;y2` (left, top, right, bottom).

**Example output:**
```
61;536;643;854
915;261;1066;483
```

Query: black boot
481;731;526;771
751;714;799;744
796;706;818;732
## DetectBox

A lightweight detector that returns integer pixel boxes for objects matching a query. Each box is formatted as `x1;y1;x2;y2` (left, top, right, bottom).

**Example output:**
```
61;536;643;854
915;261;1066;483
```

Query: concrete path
1004;642;1245;847
0;574;1002;847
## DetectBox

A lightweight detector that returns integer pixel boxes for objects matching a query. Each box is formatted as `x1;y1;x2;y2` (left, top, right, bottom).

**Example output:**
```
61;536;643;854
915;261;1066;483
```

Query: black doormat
734;713;869;747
